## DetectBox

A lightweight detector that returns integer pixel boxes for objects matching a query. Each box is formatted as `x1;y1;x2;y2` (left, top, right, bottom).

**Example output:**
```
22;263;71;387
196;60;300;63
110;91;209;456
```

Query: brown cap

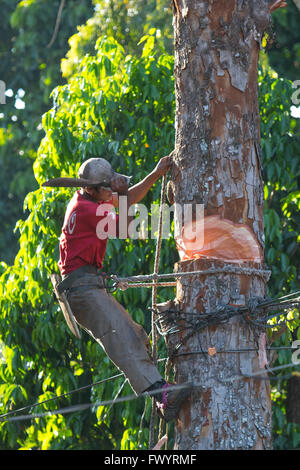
42;158;130;189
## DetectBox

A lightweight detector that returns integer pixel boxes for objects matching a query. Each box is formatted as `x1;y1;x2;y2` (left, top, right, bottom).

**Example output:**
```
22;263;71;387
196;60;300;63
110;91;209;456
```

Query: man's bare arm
127;155;172;206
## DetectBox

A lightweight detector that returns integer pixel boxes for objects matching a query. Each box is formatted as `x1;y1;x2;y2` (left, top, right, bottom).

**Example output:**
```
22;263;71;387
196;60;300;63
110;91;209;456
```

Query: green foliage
259;67;300;295
0;32;176;450
272;384;300;449
268;1;300;81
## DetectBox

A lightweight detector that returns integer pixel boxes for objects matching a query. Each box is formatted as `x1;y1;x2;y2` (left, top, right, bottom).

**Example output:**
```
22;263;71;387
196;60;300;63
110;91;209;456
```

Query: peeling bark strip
169;1;272;450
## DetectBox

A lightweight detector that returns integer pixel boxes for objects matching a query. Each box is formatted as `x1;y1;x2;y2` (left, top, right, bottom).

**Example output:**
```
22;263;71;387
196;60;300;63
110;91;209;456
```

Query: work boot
146;380;192;422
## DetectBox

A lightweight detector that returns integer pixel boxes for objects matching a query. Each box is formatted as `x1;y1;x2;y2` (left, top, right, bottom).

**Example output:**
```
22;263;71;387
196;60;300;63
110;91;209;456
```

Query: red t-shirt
58;191;118;275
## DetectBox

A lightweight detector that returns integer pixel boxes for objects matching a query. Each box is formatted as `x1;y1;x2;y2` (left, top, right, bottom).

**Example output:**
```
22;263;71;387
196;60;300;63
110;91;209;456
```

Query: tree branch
47;0;66;48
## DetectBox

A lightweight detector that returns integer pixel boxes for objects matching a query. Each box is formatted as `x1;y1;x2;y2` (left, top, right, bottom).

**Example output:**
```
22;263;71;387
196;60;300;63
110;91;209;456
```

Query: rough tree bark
165;0;274;450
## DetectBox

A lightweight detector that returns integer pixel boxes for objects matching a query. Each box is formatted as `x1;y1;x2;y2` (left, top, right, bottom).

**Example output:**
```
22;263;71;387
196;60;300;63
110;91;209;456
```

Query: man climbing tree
159;0;288;450
42;155;191;423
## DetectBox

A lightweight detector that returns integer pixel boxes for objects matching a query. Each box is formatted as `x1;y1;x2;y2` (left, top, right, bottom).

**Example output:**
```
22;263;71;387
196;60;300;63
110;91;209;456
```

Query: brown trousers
66;273;162;394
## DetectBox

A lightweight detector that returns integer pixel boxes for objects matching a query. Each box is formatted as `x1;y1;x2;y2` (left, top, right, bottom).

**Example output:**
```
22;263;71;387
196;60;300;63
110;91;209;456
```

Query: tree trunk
286;376;300;425
167;0;273;450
